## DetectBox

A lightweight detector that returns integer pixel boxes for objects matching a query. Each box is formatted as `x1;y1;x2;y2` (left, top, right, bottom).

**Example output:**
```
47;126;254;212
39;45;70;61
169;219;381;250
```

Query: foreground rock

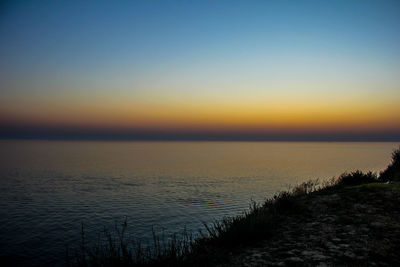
224;183;400;266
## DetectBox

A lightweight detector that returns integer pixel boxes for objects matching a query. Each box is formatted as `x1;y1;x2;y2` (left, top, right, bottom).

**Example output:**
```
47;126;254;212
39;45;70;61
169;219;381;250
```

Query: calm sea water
0;141;398;266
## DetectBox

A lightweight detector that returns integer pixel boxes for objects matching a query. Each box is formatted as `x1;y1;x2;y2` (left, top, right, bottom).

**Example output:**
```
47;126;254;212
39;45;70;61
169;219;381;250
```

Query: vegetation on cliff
70;148;400;266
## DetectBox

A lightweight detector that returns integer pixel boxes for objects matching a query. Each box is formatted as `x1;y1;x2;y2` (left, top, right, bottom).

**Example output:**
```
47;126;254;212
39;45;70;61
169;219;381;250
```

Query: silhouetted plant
334;170;378;187
380;147;400;181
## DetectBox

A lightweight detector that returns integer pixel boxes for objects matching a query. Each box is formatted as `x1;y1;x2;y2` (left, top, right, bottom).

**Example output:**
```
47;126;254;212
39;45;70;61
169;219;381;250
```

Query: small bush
335;171;378;187
380;147;400;181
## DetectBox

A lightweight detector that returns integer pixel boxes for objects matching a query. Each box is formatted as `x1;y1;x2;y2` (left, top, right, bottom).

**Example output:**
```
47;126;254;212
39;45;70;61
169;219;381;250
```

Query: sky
0;0;399;141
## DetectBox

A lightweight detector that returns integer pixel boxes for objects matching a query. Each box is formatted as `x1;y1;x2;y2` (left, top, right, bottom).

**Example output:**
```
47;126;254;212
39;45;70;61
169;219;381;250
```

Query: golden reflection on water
1;141;397;180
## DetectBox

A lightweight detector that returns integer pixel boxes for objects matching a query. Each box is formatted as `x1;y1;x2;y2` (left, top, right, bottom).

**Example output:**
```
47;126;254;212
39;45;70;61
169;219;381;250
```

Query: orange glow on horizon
1;90;399;135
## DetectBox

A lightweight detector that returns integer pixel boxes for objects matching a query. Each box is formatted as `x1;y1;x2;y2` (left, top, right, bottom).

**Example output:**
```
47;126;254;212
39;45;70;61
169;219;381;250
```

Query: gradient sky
1;0;399;140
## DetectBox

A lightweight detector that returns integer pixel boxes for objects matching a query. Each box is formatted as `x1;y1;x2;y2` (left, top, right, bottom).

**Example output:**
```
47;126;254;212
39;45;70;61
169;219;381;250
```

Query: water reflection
0;141;397;266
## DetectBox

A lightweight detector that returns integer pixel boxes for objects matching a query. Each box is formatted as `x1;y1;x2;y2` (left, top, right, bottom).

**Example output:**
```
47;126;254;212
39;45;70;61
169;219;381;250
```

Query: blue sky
1;0;399;140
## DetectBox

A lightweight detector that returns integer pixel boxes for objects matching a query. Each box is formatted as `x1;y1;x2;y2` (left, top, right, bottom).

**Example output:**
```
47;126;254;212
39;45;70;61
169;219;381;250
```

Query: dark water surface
0;141;398;266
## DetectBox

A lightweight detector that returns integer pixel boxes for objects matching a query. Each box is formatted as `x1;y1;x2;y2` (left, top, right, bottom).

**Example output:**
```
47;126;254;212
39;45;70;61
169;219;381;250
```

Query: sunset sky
1;0;399;140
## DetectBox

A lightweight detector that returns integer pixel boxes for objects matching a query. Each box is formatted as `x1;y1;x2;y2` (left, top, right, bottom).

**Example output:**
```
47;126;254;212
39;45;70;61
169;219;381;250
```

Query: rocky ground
223;182;400;266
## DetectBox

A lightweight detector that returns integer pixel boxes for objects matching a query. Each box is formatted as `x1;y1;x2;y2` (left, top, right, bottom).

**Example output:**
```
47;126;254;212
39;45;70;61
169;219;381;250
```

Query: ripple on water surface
0;141;398;266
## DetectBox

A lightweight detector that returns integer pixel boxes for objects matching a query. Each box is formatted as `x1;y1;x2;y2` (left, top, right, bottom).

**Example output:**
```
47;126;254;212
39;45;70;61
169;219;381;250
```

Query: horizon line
1;137;399;142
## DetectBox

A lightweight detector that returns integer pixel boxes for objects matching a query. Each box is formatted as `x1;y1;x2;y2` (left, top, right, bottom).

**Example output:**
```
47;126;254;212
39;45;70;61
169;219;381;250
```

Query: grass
69;147;400;267
69;180;324;266
69;222;195;267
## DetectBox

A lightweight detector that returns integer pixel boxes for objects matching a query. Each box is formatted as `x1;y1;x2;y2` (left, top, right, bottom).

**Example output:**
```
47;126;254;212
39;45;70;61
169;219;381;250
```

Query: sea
0;141;398;266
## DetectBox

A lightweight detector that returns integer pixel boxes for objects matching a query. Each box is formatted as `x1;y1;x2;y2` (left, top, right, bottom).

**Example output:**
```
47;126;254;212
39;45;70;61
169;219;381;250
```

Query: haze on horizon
1;0;399;141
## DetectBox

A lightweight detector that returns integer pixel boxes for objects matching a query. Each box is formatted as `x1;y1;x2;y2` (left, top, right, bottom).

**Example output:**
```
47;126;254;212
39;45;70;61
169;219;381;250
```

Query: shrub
335;171;378;187
380;147;400;181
